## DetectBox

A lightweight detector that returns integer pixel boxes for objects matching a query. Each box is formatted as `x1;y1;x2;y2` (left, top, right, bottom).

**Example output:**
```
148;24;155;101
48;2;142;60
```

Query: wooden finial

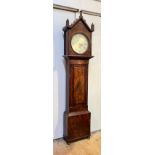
80;11;83;18
66;19;69;26
91;23;94;32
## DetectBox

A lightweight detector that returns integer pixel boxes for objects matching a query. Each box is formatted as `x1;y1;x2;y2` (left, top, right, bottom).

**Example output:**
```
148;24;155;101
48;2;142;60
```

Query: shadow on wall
53;10;75;139
53;24;66;139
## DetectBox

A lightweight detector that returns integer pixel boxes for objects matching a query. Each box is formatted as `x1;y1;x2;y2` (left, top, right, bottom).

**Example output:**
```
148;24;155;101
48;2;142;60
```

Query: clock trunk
63;58;91;143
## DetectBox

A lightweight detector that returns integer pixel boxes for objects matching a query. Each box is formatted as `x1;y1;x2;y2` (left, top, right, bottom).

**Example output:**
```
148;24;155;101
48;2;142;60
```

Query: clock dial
71;34;88;54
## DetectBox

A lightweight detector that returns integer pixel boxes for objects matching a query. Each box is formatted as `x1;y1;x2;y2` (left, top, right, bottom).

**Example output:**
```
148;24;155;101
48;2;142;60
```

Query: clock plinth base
64;134;90;144
63;111;91;143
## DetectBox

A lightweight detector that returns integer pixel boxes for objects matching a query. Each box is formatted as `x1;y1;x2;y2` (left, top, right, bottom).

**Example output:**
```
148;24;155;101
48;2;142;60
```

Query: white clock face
71;34;88;54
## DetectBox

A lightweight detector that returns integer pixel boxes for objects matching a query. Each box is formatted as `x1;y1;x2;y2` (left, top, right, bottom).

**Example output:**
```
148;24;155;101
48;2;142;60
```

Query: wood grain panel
73;65;85;104
69;64;88;112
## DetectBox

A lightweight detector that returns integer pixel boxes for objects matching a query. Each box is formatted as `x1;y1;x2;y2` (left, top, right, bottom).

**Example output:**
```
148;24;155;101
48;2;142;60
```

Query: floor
53;131;101;155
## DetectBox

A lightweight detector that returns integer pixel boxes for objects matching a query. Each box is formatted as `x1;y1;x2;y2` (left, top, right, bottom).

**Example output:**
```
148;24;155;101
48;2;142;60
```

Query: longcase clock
63;12;94;143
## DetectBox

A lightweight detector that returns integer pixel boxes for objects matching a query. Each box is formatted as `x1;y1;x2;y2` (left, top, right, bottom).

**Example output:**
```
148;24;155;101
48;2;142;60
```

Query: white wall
53;9;75;139
53;1;101;139
53;0;101;13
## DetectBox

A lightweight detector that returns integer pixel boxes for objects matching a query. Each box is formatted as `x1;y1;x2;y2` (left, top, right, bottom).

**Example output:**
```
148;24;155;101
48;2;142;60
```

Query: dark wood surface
63;12;94;143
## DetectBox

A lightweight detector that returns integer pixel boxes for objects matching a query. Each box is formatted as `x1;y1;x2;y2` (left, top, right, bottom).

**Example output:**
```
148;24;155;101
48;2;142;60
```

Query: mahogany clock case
63;13;94;143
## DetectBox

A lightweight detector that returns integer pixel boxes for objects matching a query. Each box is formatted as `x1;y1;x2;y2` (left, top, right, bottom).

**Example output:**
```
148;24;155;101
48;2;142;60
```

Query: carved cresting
63;12;94;143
